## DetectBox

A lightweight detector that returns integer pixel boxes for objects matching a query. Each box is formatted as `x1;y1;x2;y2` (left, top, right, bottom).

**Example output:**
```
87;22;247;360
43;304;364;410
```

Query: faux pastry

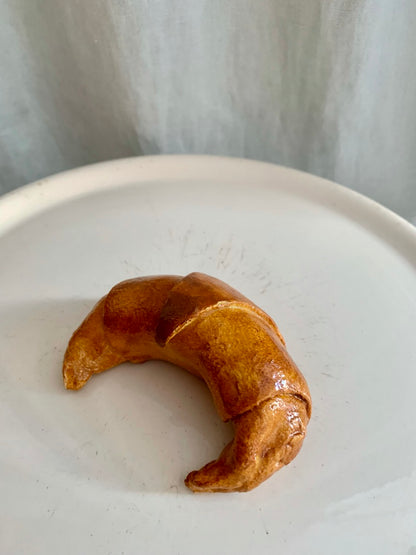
63;272;311;492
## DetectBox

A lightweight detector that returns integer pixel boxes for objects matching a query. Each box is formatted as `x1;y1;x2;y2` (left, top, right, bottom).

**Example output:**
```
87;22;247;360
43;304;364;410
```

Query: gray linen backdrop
1;0;415;222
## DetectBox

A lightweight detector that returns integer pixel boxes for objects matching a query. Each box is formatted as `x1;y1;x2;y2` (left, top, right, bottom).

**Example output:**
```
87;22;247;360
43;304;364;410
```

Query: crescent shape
63;273;311;492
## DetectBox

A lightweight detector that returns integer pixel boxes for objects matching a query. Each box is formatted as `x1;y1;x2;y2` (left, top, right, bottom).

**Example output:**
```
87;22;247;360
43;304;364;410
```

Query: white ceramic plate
1;156;415;554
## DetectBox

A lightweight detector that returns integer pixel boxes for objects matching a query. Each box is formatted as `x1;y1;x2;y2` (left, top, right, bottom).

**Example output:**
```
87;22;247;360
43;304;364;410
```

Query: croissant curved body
63;272;311;492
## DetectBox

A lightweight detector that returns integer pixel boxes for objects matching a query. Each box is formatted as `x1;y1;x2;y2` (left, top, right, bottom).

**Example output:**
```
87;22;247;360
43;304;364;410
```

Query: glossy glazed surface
63;272;311;492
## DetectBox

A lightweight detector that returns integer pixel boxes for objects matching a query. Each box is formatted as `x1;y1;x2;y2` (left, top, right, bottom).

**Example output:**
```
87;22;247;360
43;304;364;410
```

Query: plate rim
0;154;415;261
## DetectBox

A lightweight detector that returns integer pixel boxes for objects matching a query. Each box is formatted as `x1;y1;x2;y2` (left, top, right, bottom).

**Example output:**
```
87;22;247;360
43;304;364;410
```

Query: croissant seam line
161;300;283;346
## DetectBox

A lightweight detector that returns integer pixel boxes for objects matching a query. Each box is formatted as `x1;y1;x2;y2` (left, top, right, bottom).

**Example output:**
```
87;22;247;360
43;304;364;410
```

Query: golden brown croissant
63;272;311;492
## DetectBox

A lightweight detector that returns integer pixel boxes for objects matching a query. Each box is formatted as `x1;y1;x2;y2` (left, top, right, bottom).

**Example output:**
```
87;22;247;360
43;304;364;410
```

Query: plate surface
1;156;415;554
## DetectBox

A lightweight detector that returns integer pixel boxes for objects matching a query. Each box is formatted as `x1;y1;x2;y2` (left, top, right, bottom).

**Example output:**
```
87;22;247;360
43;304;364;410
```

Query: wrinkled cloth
1;0;415;222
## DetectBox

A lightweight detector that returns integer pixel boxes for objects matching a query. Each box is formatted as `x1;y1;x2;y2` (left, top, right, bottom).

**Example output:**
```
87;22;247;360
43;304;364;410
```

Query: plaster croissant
63;272;311;492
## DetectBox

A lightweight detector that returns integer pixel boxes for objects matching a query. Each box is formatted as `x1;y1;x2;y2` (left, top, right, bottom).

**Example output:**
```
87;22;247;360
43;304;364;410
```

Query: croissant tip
184;470;215;493
62;363;90;391
63;376;80;390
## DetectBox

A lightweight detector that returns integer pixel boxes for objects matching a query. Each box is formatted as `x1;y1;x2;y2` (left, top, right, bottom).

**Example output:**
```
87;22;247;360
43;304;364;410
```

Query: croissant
63;272;311;492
